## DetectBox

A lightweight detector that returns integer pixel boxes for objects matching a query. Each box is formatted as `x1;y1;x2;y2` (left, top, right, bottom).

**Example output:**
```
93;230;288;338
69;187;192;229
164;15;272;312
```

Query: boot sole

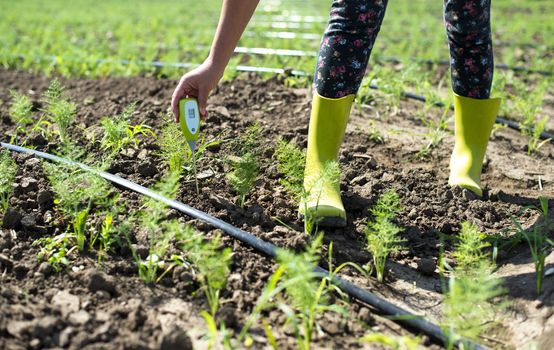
298;213;347;229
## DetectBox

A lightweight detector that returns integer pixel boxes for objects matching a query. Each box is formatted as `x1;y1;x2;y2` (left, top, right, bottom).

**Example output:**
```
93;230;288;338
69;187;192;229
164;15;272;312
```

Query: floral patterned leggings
314;0;493;99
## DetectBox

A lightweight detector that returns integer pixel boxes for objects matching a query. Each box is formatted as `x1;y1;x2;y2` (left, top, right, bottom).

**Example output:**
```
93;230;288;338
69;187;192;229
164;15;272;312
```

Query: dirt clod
2;208;22;229
52;290;80;317
83;268;117;294
417;258;436;276
38;261;54;276
159;326;193;350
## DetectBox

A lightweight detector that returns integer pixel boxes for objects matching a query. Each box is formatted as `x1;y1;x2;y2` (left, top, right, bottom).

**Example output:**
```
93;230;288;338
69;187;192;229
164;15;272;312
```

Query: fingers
171;80;185;123
197;87;209;119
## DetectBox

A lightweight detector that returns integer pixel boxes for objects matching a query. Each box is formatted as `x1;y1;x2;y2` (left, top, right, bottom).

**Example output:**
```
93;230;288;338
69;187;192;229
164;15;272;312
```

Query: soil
1;68;553;350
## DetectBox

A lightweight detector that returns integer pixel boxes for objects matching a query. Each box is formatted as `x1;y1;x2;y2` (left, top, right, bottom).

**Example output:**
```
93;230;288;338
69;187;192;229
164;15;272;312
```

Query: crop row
2;79;553;348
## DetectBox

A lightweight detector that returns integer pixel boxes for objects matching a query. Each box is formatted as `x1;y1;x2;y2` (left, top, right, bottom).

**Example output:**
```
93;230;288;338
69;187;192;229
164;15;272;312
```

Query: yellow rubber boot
448;93;501;197
300;92;355;228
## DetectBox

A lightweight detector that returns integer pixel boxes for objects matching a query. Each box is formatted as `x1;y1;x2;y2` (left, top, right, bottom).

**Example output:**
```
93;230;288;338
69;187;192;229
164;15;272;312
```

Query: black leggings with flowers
314;0;493;99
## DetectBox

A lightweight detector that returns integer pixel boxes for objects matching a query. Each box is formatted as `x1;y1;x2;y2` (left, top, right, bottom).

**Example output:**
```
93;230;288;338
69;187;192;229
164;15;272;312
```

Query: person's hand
171;60;223;122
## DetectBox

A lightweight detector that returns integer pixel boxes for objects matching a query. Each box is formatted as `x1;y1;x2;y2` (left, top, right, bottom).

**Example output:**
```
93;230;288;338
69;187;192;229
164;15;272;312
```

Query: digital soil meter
178;98;201;193
178;98;200;152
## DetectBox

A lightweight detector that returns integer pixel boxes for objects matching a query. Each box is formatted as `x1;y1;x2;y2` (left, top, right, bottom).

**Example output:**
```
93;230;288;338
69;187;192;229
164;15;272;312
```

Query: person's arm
171;0;260;121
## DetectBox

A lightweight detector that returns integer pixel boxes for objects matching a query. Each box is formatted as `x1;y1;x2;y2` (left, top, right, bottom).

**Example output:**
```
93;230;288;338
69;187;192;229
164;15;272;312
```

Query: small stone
417;258;436;276
159;326;193;350
68;310;91;326
358;307;372;322
345;169;357;181
38;262;54;276
381;172;395;182
2;208;22;229
52;290;80;317
366;157;378;169
21;214;37;230
7;320;31;338
58;327;76;347
84;269;116;294
29;338;41;349
137;149;148;160
462;189;478;201
213;106;231;118
0;253;13;270
20;177;39;193
351;174;368;185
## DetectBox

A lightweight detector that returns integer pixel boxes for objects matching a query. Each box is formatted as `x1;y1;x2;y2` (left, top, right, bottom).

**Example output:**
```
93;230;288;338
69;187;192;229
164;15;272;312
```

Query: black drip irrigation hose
364;84;554;141
0;142;488;350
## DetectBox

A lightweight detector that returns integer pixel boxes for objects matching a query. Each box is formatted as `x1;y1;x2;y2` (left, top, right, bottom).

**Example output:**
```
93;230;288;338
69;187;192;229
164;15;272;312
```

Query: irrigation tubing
363;84;554;141
0;141;487;350
6;53;552;140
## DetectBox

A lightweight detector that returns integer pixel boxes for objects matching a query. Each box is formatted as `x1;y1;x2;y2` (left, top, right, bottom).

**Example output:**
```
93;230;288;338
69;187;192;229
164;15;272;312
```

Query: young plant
226;123;264;208
274;137;305;198
9;90;34;126
227;152;259;208
42;79;77;144
157;114;190;172
100;102;155;154
518;197;553;296
130;170;232;290
364;189;405;282
0;150;17;214
441;221;506;348
240;234;347;350
44;160;113;255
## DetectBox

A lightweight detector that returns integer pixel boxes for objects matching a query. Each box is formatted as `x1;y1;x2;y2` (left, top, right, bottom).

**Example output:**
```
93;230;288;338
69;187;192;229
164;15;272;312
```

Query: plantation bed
1;68;553;349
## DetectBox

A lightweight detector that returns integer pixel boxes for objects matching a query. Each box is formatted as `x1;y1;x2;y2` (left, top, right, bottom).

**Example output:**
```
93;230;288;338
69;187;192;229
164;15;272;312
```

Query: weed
274;137;305;198
34;233;73;272
441;221;506;348
367;120;386;144
42;79;77;144
0;150;17;214
100;102;155;155
360;333;422;349
364;189;405;282
9;90;34;126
